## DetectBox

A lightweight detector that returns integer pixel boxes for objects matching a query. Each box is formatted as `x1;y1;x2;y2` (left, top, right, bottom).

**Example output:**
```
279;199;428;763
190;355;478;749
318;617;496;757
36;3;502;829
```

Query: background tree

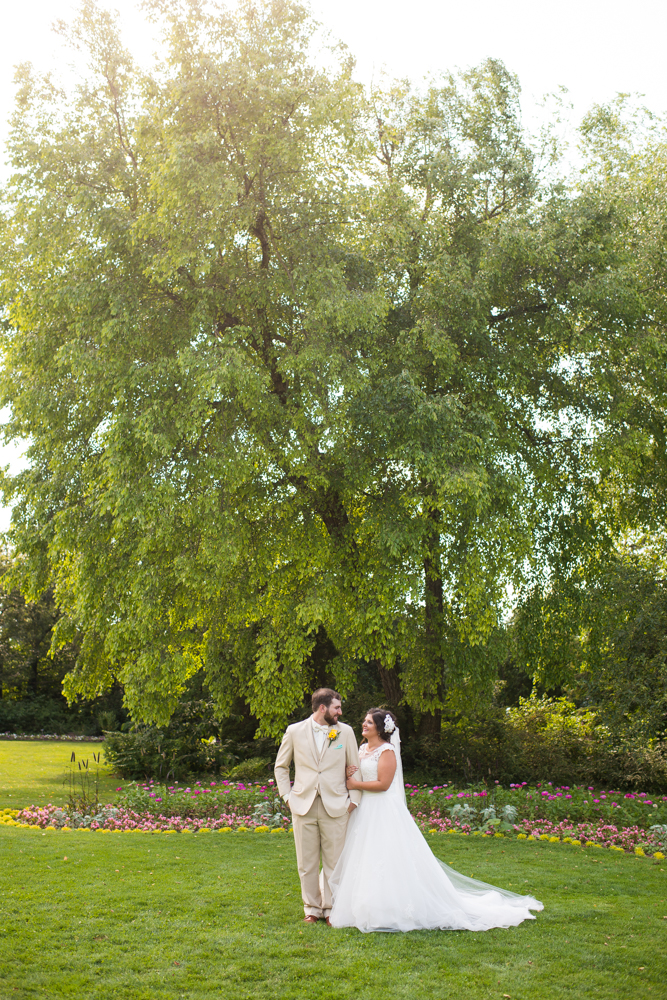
512;538;667;739
1;1;667;736
0;556;72;700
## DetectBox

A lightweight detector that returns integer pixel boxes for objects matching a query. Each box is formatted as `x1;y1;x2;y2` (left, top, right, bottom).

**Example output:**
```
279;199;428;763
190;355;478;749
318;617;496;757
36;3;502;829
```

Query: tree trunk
420;501;444;738
376;662;403;707
418;708;442;736
28;655;40;696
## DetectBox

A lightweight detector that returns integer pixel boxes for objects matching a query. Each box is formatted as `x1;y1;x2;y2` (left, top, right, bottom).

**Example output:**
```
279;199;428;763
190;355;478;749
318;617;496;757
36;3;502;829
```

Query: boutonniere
327;728;338;745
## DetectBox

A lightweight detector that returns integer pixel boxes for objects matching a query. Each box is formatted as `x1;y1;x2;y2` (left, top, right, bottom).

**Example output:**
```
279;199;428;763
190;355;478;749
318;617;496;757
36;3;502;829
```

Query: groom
274;688;361;923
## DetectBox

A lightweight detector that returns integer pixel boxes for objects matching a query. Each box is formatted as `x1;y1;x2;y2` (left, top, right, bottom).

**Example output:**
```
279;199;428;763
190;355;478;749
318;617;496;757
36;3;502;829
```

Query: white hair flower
383;713;395;733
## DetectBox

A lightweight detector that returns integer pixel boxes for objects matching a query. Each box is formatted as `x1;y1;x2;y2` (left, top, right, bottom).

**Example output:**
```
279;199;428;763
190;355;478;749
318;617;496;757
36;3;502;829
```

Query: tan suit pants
292;794;349;917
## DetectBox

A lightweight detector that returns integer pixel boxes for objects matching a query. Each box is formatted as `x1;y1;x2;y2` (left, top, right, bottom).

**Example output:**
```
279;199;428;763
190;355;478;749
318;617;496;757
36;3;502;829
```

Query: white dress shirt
312;719;331;755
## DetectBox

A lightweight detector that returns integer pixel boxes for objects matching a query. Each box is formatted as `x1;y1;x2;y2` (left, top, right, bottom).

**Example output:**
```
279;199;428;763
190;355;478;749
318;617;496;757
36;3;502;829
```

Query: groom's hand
347;802;357;813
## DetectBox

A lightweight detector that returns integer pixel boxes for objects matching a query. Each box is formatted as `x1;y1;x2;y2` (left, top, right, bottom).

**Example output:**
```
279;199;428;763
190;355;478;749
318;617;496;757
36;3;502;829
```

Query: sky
1;0;667;529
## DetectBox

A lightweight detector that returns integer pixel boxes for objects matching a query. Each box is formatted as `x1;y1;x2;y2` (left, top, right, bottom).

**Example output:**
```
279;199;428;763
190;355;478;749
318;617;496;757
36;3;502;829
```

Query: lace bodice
358;742;395;781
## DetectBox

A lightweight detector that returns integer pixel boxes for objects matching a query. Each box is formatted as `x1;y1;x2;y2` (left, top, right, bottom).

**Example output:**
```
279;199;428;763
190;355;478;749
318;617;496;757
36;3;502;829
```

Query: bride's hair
366;707;397;742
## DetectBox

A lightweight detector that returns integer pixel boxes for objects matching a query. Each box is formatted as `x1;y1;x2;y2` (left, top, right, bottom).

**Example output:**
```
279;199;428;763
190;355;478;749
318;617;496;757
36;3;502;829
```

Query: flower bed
113;778;291;824
9;803;291;834
8;777;292;834
414;809;667;856
6;777;667;858
405;780;667;829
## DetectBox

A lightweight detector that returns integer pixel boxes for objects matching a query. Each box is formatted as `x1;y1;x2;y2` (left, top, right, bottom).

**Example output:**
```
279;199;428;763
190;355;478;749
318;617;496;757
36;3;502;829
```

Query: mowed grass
1;827;665;999
0;740;121;810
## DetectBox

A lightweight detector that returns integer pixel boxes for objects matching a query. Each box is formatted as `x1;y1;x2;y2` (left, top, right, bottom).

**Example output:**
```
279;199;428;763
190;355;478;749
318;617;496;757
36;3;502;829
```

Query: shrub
0;694;95;735
102;701;274;780
401;703;667;792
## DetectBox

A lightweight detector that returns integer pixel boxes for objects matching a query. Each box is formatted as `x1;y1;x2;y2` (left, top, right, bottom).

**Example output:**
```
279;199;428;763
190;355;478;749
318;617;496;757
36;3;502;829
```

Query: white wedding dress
329;734;543;933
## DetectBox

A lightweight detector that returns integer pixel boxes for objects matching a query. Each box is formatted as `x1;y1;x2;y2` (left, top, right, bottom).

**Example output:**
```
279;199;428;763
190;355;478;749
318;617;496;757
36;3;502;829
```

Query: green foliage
0;554;125;733
0;694;96;735
2;2;667;735
512;541;667;737
102;701;234;779
0;557;76;701
403;700;667;791
101;699;275;779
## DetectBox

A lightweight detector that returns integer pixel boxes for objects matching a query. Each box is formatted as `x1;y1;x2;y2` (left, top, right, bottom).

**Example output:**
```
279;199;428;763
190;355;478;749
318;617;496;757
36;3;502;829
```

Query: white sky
1;0;667;530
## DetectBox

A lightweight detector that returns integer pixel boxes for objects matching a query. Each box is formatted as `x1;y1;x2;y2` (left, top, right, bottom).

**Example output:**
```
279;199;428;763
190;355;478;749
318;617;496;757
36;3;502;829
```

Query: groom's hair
312;688;341;712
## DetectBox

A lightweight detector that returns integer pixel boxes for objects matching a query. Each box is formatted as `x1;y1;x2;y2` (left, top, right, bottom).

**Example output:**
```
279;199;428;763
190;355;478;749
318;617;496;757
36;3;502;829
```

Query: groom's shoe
303;916;319;923
325;918;332;927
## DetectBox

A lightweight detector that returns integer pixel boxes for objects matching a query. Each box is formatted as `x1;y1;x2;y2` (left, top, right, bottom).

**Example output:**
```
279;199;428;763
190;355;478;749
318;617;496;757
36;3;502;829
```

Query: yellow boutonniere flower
327;728;338;743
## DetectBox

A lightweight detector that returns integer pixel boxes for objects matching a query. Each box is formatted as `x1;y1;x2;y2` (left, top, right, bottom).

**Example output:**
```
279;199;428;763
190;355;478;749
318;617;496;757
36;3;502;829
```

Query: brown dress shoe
325;917;332;927
303;915;319;923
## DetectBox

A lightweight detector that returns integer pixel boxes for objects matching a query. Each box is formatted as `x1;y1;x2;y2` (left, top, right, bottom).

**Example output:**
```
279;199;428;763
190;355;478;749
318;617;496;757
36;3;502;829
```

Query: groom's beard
323;710;339;726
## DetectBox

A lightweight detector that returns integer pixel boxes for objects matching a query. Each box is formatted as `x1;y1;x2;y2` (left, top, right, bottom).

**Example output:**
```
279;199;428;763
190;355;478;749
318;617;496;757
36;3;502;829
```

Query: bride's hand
345;765;358;778
346;777;360;790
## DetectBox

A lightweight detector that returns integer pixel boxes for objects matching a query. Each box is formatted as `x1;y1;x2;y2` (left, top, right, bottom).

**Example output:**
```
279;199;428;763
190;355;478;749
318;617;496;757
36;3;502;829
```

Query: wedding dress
329;732;543;933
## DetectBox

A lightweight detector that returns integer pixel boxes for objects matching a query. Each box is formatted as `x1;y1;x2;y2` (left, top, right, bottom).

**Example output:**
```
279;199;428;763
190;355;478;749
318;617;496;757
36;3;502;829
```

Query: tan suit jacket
274;718;362;818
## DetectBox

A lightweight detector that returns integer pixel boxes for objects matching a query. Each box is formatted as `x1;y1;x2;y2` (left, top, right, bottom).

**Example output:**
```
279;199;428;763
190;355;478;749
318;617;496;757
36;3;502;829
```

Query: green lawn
1;827;664;999
0;740;121;810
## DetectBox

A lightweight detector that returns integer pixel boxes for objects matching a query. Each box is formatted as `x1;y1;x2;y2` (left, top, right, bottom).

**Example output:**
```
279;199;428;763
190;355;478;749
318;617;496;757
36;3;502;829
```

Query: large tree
1;1;666;734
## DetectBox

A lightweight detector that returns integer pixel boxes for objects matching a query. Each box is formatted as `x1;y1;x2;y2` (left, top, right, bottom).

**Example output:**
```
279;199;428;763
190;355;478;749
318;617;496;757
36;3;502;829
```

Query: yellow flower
254;825;270;833
549;836;560;843
517;833;527;840
653;851;665;860
218;827;232;833
271;828;285;834
527;835;535;841
327;729;337;741
539;834;549;841
634;847;645;857
571;840;581;846
494;833;504;838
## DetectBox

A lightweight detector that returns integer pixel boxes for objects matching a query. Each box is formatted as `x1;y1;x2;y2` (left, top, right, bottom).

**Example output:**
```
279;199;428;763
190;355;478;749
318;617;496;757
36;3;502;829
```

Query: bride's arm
346;748;396;792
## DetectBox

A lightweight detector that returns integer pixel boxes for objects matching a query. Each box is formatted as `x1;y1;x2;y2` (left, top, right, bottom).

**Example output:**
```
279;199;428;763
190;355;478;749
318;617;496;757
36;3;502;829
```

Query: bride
328;708;544;933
